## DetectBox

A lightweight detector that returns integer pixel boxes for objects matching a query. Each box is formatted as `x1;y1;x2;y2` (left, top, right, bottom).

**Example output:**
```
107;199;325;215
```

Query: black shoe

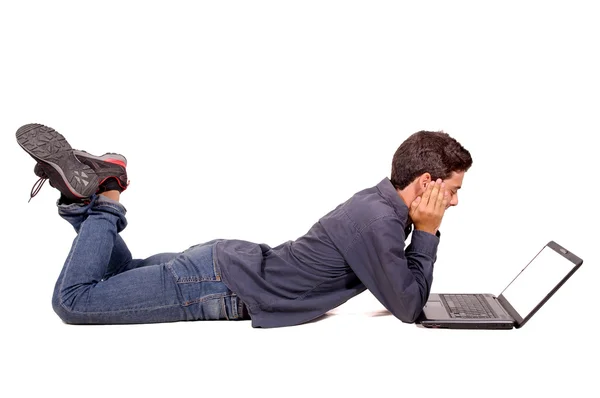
34;151;129;191
17;124;99;201
73;150;128;192
28;145;129;202
34;151;128;185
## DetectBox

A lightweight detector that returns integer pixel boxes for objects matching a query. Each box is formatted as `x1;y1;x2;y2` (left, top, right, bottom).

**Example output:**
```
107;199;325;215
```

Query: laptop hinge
497;294;523;326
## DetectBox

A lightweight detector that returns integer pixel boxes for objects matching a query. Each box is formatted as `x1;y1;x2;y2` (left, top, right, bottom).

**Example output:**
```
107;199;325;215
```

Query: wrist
414;226;437;235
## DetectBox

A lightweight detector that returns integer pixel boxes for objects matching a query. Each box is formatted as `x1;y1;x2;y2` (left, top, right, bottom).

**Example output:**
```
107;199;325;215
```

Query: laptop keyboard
440;294;498;319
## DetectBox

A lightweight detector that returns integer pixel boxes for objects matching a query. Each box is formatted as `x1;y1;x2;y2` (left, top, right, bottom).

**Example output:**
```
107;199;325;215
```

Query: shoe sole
16;124;99;200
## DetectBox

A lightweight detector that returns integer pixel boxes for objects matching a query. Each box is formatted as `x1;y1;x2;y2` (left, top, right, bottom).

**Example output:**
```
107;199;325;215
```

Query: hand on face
408;178;449;235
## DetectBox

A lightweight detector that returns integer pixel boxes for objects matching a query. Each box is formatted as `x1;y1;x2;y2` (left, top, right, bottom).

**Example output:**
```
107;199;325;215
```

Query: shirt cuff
409;229;440;259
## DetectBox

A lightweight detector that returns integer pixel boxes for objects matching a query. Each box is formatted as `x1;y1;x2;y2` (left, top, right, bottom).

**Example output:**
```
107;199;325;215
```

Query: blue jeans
52;195;249;324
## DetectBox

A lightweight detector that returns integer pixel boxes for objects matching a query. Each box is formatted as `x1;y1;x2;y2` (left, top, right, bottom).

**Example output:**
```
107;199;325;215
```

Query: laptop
417;241;583;329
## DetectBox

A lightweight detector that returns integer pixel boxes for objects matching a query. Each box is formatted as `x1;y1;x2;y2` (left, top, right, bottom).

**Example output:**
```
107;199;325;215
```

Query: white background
1;1;598;397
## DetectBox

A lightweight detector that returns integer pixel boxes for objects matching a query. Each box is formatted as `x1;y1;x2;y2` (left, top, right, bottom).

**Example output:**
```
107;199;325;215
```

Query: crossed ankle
97;177;125;194
100;190;121;202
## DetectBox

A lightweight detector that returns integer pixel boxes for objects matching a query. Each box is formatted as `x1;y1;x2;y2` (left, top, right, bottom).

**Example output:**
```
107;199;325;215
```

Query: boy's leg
25;125;176;277
52;195;247;324
58;195;132;277
58;196;179;278
17;123;249;324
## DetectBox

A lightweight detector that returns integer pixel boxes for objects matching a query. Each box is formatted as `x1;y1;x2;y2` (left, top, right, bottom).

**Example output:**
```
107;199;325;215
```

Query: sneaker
17;124;99;201
73;150;128;192
32;151;129;198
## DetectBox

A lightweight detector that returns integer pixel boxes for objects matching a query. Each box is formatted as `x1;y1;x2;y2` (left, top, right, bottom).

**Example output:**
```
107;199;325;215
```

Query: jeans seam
57;298;184;315
222;298;229;320
182;292;232;307
94;204;125;214
231;296;239;319
211;244;222;280
56;222;85;315
166;263;219;283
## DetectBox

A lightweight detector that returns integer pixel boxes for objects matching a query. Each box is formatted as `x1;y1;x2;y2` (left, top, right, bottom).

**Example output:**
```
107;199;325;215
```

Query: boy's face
441;171;464;208
398;170;466;211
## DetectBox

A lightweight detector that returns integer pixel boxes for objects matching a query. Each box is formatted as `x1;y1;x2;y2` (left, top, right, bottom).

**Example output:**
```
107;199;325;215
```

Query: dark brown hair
390;130;472;190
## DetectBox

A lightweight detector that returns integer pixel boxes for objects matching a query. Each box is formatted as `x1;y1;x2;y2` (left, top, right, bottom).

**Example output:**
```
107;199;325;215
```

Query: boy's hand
409;179;449;235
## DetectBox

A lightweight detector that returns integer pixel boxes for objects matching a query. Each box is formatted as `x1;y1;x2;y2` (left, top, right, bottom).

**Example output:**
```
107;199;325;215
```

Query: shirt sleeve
345;217;440;323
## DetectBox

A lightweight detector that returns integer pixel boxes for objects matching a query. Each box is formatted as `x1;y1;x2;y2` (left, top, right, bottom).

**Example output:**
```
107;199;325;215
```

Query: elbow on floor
389;303;425;324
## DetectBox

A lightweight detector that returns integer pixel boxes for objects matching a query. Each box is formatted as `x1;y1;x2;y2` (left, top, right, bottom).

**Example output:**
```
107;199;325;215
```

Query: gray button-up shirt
214;177;440;328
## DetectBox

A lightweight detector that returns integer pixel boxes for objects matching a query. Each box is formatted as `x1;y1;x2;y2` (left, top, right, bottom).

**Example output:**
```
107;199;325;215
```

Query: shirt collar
376;177;409;221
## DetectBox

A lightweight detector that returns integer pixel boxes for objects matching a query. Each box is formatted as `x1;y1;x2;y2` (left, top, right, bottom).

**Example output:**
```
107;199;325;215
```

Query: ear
417;173;432;194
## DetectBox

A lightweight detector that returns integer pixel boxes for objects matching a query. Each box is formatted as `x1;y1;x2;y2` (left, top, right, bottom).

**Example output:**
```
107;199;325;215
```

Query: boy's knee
52;289;85;324
52;290;71;323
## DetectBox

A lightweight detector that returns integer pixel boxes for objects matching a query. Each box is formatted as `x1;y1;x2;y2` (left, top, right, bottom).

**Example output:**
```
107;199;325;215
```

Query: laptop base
417;293;516;330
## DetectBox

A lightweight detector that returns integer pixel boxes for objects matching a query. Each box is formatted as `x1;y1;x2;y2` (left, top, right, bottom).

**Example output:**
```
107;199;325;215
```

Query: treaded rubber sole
16;124;99;200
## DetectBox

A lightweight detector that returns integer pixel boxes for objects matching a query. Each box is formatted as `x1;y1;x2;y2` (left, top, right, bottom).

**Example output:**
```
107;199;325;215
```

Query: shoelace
29;177;48;202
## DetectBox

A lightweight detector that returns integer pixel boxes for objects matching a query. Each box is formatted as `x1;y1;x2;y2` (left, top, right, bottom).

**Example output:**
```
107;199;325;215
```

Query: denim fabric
52;195;249;324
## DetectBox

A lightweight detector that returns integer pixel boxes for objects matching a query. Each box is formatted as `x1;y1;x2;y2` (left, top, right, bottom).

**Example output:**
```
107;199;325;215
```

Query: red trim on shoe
98;176;128;191
104;159;127;168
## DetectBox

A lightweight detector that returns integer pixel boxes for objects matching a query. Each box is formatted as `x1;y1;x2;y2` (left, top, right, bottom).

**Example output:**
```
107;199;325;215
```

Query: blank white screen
500;246;575;319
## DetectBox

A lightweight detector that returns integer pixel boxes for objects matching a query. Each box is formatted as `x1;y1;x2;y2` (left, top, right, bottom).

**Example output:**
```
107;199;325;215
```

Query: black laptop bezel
497;241;583;328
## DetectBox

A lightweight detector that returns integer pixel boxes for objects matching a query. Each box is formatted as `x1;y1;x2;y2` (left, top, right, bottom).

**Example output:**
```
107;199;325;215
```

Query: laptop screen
499;244;579;321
